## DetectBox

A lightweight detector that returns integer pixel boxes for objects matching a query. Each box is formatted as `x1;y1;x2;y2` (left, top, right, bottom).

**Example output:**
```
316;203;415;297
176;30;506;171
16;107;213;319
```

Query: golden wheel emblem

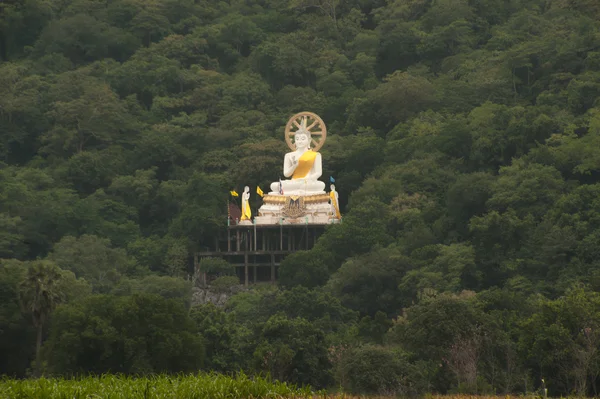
285;112;327;151
282;196;306;218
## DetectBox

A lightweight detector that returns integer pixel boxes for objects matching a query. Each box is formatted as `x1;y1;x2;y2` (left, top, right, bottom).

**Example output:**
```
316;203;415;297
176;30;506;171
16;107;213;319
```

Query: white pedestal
255;193;339;225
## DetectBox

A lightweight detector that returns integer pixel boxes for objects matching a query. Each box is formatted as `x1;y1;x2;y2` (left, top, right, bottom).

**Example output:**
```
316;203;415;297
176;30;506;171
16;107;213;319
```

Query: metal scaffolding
194;224;327;286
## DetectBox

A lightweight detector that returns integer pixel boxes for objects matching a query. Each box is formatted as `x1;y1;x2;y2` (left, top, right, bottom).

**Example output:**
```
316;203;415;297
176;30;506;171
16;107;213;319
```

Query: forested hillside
2;0;600;395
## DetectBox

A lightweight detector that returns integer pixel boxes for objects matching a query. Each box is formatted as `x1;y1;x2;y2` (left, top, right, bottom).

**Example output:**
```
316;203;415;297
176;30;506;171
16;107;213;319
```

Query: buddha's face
295;132;309;150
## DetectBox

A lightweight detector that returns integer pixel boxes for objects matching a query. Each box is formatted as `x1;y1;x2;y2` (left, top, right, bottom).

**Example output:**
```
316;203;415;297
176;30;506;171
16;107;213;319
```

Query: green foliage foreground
0;373;316;399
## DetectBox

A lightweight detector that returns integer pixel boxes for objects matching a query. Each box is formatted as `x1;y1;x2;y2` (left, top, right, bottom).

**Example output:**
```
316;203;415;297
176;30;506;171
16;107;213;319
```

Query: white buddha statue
269;126;326;195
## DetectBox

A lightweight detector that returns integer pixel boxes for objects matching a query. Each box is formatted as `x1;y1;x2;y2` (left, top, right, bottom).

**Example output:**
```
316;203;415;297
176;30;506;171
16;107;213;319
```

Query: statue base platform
255;193;339;225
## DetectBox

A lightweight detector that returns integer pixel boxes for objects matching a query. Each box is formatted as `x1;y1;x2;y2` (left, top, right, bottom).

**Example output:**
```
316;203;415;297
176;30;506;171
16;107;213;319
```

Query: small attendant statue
240;186;251;221
329;184;341;219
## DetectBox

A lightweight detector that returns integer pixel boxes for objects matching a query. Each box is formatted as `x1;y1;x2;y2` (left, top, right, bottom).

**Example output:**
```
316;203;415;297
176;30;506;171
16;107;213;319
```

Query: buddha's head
294;127;311;150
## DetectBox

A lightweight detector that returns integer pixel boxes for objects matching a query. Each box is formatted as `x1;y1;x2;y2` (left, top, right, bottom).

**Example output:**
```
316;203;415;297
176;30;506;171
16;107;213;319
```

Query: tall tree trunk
35;323;42;377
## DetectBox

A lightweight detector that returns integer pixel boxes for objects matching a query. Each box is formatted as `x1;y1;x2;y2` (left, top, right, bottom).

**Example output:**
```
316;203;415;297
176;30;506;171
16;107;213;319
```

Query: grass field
0;375;544;399
0;373;316;398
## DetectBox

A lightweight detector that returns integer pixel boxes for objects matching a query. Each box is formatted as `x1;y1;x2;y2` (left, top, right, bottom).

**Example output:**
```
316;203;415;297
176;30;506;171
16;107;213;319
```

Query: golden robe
292;150;318;179
241;197;251;220
329;191;341;219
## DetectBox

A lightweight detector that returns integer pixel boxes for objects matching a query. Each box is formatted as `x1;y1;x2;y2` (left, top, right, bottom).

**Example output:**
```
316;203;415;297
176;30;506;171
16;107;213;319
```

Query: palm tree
18;260;65;377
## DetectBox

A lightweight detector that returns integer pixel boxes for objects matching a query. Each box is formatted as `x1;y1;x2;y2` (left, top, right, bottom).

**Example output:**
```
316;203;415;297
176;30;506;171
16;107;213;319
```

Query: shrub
335;345;414;396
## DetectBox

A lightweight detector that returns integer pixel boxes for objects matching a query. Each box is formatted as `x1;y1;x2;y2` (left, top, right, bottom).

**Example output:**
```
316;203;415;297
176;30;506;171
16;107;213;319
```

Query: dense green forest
2;0;600;395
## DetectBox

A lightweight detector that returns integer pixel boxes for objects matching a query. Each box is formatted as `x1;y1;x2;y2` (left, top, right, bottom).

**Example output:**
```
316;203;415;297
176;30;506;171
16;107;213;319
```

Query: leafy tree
42;74;136;157
0;63;48;163
129;4;171;47
0;0;51;61
168;172;226;251
210;275;241;293
278;248;333;289
44;293;204;374
225;286;278;325
0;167;81;257
388;291;492;392
271;286;358;337
253;313;331;387
519;286;600;395
316;197;394;267
18;260;89;376
446;172;495;236
357;311;393;344
112;275;193;307
348;71;437;131
190;303;252;372
327;246;412;316
60;148;130;195
0;214;26;259
73;189;141;248
48;235;140;292
336;345;414;395
33;14;139;64
0;259;34;376
198;257;235;276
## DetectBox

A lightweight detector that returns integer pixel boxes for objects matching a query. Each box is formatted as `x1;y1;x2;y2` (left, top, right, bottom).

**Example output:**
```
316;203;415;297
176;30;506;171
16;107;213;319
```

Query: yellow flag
230;190;239;197
256;186;264;197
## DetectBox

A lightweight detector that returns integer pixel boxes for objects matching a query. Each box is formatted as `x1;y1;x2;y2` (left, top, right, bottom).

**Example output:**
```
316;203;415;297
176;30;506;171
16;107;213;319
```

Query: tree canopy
2;0;600;395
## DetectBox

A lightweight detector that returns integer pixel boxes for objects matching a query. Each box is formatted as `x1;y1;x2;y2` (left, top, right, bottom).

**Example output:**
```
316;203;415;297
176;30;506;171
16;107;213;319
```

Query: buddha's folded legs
269;179;326;194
